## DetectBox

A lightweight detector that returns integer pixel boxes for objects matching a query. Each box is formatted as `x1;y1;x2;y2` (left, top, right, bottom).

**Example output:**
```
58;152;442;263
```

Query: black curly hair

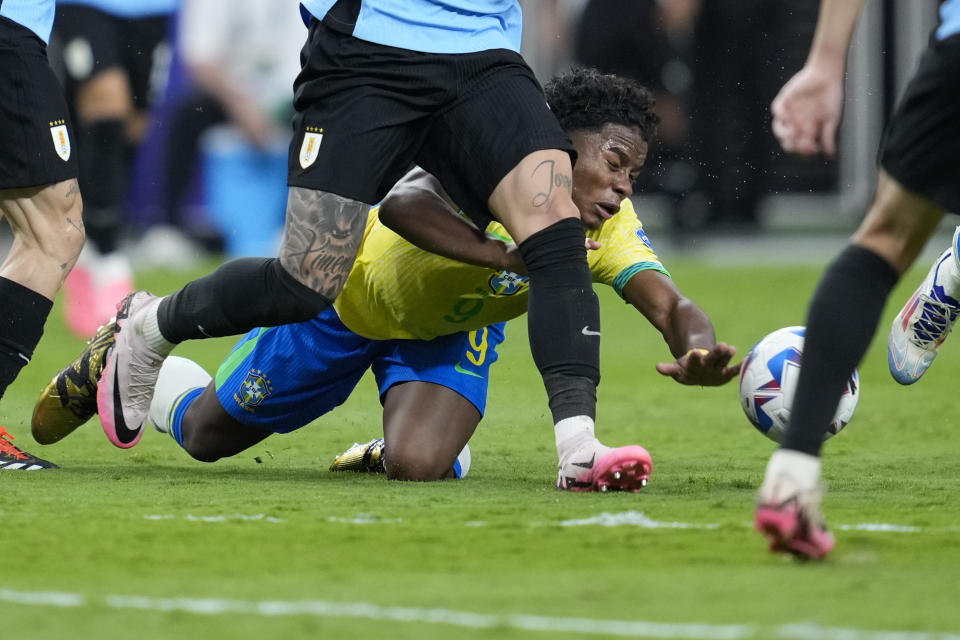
544;67;659;143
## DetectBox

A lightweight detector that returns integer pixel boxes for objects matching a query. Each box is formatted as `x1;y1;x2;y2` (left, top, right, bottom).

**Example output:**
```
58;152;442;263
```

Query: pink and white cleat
97;291;166;449
755;453;834;560
557;443;652;493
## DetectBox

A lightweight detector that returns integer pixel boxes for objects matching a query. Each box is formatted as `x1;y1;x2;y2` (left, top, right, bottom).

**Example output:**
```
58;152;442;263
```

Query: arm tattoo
530;159;572;208
279;187;369;299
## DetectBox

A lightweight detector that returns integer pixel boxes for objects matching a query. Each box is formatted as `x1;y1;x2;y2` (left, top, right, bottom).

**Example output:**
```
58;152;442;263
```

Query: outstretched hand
655;343;741;386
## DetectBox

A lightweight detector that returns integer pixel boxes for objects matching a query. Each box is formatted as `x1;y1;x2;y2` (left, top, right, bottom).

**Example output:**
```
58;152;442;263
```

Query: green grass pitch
3;257;960;640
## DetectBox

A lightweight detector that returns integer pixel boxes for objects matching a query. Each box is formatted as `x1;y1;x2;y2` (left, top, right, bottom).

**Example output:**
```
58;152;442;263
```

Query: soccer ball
738;326;860;443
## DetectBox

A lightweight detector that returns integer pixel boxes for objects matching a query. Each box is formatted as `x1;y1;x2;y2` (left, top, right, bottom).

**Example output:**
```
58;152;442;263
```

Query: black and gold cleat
329;438;386;473
31;319;118;444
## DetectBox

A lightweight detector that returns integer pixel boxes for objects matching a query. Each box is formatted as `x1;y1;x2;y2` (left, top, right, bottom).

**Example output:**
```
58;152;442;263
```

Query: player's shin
782;245;898;455
156;258;333;343
518;218;600;447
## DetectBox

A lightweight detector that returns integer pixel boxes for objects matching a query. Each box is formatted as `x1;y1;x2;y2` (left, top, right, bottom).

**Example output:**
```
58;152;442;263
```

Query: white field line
555;511;933;533
138;510;945;533
2;588;960;640
144;514;285;523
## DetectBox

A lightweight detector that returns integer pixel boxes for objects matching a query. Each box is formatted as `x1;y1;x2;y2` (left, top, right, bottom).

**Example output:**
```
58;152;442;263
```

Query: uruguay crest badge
50;120;71;161
299;126;323;169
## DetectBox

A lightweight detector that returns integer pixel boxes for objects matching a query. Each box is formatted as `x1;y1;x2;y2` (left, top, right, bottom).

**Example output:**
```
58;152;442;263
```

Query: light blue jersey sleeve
1;0;56;43
56;0;179;19
938;0;960;40
299;0;521;53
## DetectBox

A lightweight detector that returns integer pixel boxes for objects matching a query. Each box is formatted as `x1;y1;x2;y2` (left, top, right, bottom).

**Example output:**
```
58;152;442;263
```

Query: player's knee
384;441;453;482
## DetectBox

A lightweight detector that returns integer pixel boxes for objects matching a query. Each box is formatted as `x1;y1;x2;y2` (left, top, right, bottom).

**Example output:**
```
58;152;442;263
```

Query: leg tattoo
279;187;369;299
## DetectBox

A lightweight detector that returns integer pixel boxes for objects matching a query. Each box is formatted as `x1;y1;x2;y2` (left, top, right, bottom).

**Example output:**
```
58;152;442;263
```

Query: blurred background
2;0;950;280
520;0;945;239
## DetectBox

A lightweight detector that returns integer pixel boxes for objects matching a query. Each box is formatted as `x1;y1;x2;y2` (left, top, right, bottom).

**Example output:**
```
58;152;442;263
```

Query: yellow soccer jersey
333;198;670;341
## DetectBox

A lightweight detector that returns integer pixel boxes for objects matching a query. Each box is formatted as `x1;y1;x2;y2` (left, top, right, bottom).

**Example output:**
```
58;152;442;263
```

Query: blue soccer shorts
213;307;506;433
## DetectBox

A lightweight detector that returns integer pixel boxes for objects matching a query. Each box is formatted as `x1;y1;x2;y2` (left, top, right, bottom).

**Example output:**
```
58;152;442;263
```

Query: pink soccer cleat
557;442;652;493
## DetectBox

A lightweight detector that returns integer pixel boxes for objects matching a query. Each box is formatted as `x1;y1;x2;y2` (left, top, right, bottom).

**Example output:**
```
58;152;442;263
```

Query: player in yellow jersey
32;68;740;489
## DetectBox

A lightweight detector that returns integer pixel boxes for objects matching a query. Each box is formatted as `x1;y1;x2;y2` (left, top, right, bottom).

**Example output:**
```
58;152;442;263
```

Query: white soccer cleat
888;231;960;385
556;439;652;493
97;291;167;448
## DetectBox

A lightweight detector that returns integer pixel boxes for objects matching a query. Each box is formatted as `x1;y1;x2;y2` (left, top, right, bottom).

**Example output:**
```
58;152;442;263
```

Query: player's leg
380;381;478;481
1;181;85;399
152;366;271;463
757;177;942;558
0;19;83;470
757;31;960;559
419;53;647;490
364;325;505;481
152;308;377;461
0;18;84;404
882;32;960;385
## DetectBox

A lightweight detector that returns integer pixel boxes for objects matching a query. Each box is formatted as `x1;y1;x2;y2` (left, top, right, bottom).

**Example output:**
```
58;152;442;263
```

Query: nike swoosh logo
571;453;596;470
581;326;601;337
111;366;142;445
454;363;483;379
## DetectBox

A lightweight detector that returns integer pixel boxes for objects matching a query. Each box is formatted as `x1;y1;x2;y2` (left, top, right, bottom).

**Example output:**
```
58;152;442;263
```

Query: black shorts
880;34;960;213
0;17;78;190
288;19;574;228
51;6;171;111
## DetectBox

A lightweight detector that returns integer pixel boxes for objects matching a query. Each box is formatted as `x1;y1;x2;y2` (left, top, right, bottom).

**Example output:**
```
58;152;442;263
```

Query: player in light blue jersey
0;0;84;470
57;0;178;18
755;0;960;560
49;0;177;339
0;0;56;42
97;0;617;497
299;0;521;53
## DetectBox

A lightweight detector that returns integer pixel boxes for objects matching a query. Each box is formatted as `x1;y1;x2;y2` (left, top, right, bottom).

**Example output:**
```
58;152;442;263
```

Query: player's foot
889;233;960;385
556;440;652;492
31;319;119;445
329;438;386;473
97;291;166;449
0;427;59;470
755;452;834;560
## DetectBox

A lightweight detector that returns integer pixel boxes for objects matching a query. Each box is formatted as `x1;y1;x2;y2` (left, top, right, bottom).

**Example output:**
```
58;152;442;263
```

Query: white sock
763;448;821;495
139;296;176;355
554;415;596;461
148;356;212;434
452;443;471;479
